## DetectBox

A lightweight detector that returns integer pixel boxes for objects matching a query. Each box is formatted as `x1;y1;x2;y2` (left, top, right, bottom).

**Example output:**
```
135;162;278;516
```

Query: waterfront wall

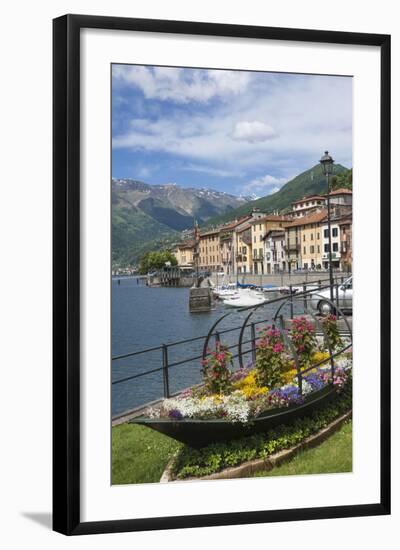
147;270;351;288
210;271;351;287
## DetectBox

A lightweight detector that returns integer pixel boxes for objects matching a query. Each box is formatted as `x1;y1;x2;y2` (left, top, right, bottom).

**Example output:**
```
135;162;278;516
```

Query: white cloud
112;70;352;179
112;65;251;103
242;174;287;195
232;121;277;143
180;164;242;178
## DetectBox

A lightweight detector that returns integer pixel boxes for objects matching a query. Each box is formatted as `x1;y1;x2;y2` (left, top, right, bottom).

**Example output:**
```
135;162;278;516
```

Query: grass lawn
112;423;181;485
112;420;352;484
253;420;352;477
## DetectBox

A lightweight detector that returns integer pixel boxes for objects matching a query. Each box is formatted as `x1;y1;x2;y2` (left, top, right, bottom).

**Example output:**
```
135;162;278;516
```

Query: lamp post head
320;150;334;176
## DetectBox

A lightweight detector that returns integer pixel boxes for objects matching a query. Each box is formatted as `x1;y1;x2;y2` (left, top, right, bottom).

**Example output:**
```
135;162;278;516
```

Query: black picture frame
53;14;391;535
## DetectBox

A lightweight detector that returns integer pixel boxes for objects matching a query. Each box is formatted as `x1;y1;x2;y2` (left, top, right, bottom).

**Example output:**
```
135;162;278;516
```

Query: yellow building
285;210;327;271
173;241;196;267
198;229;221;272
250;215;291;274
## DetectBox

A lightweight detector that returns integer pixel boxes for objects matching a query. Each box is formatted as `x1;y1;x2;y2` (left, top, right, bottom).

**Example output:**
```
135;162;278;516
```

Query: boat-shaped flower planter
132;385;337;447
132;294;352;448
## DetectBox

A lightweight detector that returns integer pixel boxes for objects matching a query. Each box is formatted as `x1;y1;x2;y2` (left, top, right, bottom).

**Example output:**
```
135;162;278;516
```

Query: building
173;240;196;267
198;228;221;272
235;223;252;274
218;216;252;274
290;195;326;218
285;209;327;271
329;188;352;207
321;204;353;270
263;229;286;273
321;222;341;270
250;214;291;274
338;216;352;272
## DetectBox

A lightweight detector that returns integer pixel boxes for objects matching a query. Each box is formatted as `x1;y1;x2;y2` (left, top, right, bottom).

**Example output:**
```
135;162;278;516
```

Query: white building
263;229;286;273
321;222;341;269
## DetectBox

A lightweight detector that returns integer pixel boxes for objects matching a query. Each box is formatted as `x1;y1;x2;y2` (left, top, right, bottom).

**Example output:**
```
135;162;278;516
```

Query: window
310;245;315;254
333;242;338;252
317;245;320;253
254;236;256;243
332;227;338;237
259;235;263;241
259;248;263;256
253;249;257;258
324;229;329;238
303;246;306;254
311;233;314;240
259;224;262;230
303;234;306;241
324;244;329;252
317;232;320;240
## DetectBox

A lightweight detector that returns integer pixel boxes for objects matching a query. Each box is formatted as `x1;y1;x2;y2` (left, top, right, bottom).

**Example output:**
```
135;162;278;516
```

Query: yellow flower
312;351;330;364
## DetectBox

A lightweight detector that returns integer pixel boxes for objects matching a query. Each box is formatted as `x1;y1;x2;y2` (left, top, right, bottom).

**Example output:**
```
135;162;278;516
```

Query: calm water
111;277;301;416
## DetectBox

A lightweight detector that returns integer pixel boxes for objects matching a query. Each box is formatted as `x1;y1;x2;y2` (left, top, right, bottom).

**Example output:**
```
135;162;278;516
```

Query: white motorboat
223;289;267;308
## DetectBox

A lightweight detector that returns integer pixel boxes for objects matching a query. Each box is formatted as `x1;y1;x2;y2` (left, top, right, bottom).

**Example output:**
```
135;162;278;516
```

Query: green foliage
330;168;352;191
112;423;181;485
322;315;343;351
203;163;349;228
255;327;288;388
253;420;352;477
172;384;352;479
290;317;318;368
112;205;178;267
201;343;233;394
138;250;178;274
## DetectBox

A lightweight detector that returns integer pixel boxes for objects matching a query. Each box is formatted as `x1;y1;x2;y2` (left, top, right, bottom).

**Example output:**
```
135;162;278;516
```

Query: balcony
322;252;341;260
253;254;264;262
284;243;300;252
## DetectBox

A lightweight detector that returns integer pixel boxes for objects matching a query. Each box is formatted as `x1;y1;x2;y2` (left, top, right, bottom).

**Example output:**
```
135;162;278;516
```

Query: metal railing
112;277;352;419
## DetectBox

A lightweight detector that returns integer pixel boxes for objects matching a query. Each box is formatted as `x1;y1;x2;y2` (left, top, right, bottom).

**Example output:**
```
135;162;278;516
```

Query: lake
111;277;302;416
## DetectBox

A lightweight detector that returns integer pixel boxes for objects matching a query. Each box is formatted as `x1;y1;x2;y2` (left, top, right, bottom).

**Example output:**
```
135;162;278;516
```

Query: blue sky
112;65;352;197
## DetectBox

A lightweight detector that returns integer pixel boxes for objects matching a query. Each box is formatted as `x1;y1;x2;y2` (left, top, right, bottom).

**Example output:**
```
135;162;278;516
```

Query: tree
331;168;352;191
138;250;178;274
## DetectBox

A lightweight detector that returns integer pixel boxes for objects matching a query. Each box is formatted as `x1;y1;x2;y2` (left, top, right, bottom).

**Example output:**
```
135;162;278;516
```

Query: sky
112;64;352;197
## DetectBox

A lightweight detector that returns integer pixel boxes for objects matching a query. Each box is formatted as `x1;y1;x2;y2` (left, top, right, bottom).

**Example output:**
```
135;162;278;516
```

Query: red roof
286;209;328;228
329;188;352;196
292;195;325;205
249;214;291;225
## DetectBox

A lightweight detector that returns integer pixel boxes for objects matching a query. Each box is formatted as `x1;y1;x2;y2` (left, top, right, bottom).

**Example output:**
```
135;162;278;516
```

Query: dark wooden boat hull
131;385;336;447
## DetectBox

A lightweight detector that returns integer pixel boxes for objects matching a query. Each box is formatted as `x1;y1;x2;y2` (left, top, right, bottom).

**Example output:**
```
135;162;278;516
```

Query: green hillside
203;163;349;228
112;205;178;267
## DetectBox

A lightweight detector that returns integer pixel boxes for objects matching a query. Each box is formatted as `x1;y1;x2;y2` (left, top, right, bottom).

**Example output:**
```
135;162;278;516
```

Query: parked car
309;276;352;315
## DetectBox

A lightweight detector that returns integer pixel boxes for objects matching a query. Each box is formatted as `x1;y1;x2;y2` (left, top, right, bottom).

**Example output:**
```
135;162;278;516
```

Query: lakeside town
112;187;352;279
173;187;352;276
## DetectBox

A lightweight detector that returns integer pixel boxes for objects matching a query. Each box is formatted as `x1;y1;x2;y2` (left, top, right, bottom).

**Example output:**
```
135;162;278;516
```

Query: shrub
201;343;233;395
290;316;317;367
255;326;289;388
322;314;343;351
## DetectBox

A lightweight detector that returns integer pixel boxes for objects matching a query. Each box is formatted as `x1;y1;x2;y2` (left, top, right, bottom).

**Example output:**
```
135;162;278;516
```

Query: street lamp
320;151;335;303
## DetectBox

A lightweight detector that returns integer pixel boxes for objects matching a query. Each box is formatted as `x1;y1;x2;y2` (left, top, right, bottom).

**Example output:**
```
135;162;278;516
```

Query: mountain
203;163;349;228
112;179;249;266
